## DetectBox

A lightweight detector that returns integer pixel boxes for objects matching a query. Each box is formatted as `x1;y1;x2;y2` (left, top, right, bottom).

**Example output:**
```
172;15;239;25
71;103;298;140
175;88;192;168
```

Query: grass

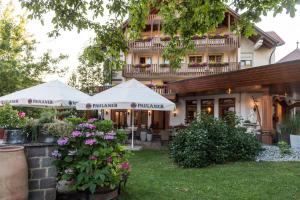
118;150;300;200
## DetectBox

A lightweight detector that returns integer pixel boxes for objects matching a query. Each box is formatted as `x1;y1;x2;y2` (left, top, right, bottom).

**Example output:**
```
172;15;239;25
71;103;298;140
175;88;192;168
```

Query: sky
3;1;300;83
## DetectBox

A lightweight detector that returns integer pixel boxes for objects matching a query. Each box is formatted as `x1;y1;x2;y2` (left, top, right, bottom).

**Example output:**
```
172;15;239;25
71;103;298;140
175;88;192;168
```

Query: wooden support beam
261;90;274;134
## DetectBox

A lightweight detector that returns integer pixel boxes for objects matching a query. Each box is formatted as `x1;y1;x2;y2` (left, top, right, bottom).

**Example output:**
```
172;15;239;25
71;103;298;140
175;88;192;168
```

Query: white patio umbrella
76;79;176;148
0;80;90;108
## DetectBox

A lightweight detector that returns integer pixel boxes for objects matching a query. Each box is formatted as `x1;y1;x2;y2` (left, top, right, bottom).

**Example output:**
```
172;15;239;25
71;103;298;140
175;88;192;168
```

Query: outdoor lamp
227;88;232;94
173;110;177;117
148;111;151;116
105;109;109;115
127;110;131;115
207;107;212;114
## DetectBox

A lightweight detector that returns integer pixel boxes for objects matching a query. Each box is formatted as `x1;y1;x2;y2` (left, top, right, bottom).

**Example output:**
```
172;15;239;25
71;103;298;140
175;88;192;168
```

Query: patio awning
76;79;175;111
0;80;90;108
168;60;300;96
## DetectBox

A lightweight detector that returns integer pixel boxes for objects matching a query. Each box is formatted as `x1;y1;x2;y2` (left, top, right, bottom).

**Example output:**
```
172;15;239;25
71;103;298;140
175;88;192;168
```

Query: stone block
28;158;40;168
28;180;40;190
42;157;54;168
40;178;56;189
30;168;46;179
26;147;46;157
29;191;44;200
47;146;57;157
45;189;56;200
48;167;57;177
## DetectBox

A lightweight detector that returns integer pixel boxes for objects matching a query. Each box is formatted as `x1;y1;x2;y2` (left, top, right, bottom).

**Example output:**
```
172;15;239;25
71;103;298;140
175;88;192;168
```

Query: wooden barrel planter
0;146;28;200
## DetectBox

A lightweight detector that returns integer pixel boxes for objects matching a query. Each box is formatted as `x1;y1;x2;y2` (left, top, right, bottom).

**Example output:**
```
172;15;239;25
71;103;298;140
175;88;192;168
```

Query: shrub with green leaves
65;117;86;126
278;141;292;156
170;113;262;168
52;119;130;194
0;104;28;129
94;120;114;133
281;116;300;135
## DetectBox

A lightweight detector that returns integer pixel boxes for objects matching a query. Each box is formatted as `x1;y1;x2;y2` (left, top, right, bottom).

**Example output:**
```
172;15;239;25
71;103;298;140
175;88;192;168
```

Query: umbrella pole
131;109;134;149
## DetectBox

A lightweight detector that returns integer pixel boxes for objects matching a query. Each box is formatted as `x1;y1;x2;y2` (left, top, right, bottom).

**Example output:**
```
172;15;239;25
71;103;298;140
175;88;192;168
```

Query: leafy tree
0;2;67;96
21;0;299;70
68;53;103;95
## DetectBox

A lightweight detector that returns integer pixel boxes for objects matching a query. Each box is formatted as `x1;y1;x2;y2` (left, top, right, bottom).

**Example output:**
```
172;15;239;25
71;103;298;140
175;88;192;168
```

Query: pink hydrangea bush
52;119;130;194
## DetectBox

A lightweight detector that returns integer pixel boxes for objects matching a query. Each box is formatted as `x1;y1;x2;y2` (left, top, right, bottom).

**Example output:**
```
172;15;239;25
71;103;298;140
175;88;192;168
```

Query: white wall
240;38;275;68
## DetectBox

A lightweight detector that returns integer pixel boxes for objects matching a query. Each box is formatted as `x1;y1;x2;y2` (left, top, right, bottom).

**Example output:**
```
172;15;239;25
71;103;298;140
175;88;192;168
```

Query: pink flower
18;112;26;118
106;156;113;164
89;155;97;160
71;131;82;137
84;138;97;146
85;132;95;137
120;162;130;171
88;118;97;123
104;131;116;140
57;137;69;146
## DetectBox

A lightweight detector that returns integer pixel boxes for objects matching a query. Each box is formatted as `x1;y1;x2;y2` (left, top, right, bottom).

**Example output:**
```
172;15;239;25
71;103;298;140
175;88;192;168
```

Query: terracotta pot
0;128;5;139
0;146;28;200
262;134;273;145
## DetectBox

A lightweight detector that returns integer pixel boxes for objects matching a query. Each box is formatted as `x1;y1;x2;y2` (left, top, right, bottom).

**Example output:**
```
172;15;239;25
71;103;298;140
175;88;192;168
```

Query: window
241;60;253;67
189;56;203;64
186;100;198;123
219;98;235;118
241;53;254;68
140;57;152;64
209;55;223;63
163;58;170;64
201;99;214;116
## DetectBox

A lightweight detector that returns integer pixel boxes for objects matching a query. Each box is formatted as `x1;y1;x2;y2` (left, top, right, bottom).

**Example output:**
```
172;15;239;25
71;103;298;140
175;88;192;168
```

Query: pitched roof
277;48;300;63
266;31;285;46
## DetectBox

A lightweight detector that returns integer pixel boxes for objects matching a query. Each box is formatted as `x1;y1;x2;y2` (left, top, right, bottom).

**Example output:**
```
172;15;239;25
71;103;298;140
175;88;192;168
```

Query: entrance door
133;110;148;128
111;110;127;129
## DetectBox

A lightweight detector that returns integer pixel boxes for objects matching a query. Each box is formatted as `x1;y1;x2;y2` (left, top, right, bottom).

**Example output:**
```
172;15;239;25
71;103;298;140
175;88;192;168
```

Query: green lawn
118;150;300;200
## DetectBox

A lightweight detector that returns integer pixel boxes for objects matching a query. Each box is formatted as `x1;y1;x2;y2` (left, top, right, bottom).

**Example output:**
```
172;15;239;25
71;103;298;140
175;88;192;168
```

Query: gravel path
256;145;300;162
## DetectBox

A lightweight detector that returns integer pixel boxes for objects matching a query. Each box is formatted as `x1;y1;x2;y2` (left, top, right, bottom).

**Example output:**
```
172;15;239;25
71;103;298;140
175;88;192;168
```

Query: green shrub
278;141;291;156
170;113;262;168
38;111;55;124
94;120;114;133
0;104;28;129
281;116;300;135
65;117;86;126
41;120;74;137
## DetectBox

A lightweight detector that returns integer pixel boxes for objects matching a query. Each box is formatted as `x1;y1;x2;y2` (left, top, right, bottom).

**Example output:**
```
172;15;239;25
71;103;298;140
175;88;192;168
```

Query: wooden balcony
148;14;162;22
128;35;239;52
122;62;240;80
97;84;175;99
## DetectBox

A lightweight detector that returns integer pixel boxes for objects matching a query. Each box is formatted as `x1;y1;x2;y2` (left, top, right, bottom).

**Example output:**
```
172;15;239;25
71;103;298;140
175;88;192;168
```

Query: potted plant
37;111;56;143
146;128;153;142
41;120;73;143
140;124;147;142
53;119;130;199
0;104;28;144
281;116;300;149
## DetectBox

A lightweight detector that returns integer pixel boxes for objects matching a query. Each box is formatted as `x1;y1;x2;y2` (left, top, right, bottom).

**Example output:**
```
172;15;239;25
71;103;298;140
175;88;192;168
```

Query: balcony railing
128;35;239;51
122;62;240;79
97;84;174;96
148;14;162;21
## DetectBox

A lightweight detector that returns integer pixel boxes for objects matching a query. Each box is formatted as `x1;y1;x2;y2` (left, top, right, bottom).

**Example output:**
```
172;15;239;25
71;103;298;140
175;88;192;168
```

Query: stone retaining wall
24;143;57;200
